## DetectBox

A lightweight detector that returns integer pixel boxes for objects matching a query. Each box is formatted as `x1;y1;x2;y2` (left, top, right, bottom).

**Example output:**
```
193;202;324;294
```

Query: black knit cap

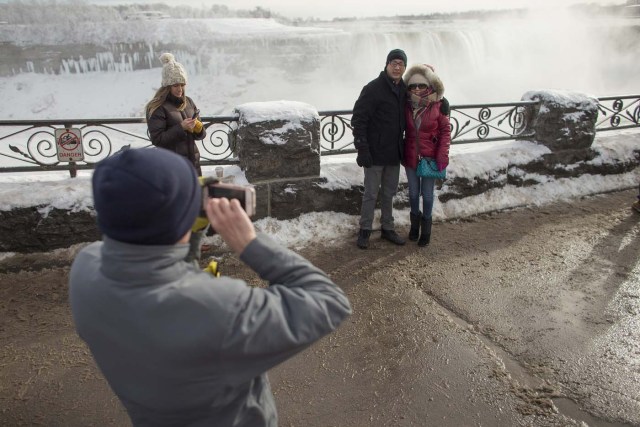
386;49;407;67
92;148;201;245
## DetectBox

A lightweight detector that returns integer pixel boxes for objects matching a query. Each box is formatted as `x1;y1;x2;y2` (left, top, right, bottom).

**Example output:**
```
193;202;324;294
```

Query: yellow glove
185;120;202;134
191;216;209;233
191;176;209;232
203;260;220;277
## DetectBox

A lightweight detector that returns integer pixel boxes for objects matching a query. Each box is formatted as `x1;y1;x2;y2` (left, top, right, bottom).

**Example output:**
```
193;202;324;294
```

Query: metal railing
596;95;640;131
0;116;238;174
319;101;536;156
1;95;638;174
319;95;640;155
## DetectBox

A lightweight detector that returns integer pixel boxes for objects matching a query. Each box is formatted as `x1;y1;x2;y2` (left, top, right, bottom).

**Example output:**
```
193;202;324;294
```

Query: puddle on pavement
433;301;635;426
553;397;633;427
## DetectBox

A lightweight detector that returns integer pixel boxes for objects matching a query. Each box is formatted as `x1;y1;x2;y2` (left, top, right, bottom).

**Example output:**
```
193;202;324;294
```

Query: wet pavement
0;189;638;426
270;189;640;427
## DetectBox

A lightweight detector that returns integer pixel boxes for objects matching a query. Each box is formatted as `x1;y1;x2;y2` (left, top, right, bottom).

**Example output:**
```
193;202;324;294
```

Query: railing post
69;159;77;178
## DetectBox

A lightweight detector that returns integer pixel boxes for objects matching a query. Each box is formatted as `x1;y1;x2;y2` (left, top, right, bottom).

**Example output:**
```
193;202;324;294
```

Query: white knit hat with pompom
160;53;187;87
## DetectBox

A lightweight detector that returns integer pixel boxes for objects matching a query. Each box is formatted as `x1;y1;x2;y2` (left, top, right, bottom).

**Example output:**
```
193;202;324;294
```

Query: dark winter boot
409;211;421;241
381;229;406;245
418;216;432;247
357;229;372;249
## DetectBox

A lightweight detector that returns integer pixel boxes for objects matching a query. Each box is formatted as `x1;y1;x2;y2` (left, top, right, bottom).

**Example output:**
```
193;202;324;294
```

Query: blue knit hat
92;148;201;245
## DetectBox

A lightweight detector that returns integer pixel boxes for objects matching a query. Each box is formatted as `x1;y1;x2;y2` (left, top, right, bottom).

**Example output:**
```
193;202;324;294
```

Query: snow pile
235;101;319;145
235;101;318;125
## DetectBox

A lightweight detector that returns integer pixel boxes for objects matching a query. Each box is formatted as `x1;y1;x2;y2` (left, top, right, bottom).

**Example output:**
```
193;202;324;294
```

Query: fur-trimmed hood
403;64;445;101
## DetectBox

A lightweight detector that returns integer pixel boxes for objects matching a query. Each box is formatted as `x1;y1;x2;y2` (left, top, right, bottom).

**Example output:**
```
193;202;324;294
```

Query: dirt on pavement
1;189;639;426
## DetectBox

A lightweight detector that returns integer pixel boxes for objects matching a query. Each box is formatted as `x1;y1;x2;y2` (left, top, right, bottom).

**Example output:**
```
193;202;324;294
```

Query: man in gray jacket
69;148;352;427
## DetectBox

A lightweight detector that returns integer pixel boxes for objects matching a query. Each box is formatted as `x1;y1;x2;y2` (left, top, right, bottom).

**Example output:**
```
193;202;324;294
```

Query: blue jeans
405;166;435;219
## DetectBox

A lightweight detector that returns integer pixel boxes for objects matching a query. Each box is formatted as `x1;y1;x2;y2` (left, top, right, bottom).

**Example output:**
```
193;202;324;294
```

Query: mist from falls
0;9;637;117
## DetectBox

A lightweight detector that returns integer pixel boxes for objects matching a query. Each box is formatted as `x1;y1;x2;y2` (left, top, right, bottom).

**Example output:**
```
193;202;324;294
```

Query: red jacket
402;102;451;170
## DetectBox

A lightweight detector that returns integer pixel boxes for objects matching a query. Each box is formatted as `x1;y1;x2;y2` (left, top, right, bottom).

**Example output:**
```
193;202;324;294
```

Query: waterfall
0;15;637;111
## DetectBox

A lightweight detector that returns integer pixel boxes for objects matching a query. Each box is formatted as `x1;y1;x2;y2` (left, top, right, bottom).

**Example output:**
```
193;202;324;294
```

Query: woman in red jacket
402;64;451;247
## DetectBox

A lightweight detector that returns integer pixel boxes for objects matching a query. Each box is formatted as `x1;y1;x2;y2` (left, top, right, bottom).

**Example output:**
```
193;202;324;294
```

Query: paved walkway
0;189;638;426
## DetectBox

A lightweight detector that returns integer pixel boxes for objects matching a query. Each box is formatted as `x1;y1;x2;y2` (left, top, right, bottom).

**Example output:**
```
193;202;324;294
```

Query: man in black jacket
352;49;408;249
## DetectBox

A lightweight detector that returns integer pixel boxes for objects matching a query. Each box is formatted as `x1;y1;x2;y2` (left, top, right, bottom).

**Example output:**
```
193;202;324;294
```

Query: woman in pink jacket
402;64;451;246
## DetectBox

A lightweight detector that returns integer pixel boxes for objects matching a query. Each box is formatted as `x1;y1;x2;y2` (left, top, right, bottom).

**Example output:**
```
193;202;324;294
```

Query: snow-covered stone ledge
234;101;320;182
520;90;599;152
438;91;636;203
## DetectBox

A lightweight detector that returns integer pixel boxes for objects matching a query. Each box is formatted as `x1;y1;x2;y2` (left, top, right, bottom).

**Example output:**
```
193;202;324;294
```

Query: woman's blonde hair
145;86;187;119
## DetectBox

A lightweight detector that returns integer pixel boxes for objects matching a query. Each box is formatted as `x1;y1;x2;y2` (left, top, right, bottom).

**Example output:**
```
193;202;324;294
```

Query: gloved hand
436;161;448;171
203;260;220;277
186;120;203;134
191;176;210;232
192;120;203;134
440;97;450;115
191;215;209;233
356;148;372;168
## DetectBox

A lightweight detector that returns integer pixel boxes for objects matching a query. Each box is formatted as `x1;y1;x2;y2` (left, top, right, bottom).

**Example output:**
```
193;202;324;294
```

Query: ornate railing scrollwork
25;128;58;165
0;116;240;174
78;126;113;163
200;117;238;160
597;95;640;131
4;126;58;167
318;101;536;156
448;102;534;144
319;111;354;153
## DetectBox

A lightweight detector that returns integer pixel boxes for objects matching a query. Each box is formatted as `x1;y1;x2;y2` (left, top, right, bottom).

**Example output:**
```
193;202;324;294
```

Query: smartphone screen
207;186;245;206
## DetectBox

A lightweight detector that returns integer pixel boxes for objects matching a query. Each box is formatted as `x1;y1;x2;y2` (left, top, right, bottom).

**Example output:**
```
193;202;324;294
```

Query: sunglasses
408;83;429;90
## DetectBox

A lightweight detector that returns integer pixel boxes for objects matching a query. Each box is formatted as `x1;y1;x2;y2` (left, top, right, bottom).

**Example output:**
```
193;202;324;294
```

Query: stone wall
0;208;99;253
1;94;639;253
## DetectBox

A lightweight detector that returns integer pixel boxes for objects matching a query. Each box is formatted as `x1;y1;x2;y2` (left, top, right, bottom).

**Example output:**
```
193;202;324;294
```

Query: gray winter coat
69;234;351;427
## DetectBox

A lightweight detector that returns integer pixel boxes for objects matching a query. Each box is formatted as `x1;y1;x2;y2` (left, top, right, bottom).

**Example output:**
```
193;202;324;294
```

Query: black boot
409;211;421;241
381;229;406;245
357;229;371;249
418;216;432;247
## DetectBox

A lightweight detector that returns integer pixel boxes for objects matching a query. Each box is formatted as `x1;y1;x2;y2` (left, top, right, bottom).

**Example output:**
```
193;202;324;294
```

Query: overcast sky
83;0;626;19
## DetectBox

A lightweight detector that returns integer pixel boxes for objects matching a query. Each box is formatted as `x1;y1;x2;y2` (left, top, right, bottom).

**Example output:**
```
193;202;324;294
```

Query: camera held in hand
201;177;256;217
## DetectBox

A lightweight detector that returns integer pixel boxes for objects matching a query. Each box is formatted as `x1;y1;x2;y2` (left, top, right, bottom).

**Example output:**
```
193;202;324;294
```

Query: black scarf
166;93;185;107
